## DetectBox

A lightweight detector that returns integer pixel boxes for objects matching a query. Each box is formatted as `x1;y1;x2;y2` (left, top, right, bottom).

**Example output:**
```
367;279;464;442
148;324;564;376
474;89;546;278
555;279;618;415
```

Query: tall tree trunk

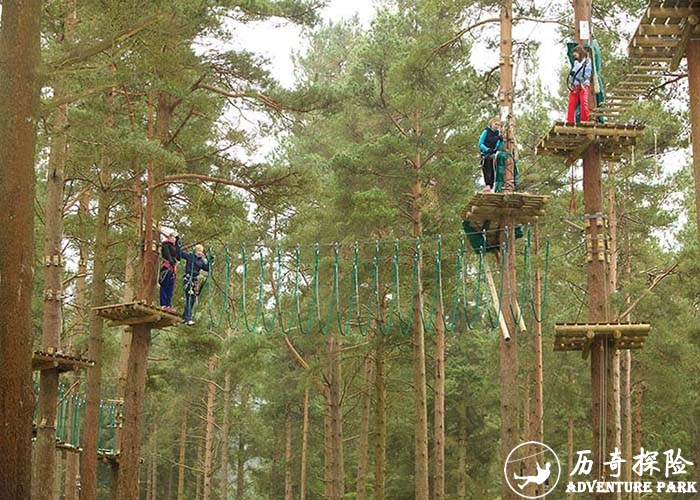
522;380;535;497
687;39;700;250
690;405;700;494
81;94;113;500
632;381;643;500
497;0;519;495
373;335;387;500
532;225;545;445
573;0;615;491
269;424;279;500
203;356;218;500
150;417;158;500
607;162;623;498
0;1;42;497
67;191;90;500
457;404;468;499
567;369;575;500
621;210;633;498
220;371;232;499
355;333;375;500
146;420;153;500
237;387;249;500
167;455;175;500
498;226;519;500
177;400;189;500
116;173;140;456
236;428;246;500
196;444;203;500
284;406;294;500
117;91;172;500
410;174;430;500
34;44;70;500
300;386;310;500
117;325;152;500
433;291;446;500
323;335;345;500
65;433;79;500
568;415;575;500
621;350;632;499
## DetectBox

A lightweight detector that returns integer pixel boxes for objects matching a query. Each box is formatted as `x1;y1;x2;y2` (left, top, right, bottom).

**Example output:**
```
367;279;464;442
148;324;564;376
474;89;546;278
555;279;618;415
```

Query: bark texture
0;2;42;498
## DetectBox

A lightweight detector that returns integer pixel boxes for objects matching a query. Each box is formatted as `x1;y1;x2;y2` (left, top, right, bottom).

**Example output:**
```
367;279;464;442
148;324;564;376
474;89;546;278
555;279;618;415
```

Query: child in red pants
566;45;592;123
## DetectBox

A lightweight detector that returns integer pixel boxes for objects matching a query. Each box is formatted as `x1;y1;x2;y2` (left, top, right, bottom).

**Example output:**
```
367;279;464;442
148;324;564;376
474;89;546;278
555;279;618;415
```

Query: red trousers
567;84;590;123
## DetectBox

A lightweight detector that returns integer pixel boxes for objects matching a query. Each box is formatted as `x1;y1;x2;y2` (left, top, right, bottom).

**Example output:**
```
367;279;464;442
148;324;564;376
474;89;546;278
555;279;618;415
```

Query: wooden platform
554;322;651;358
56;441;82;453
98;450;120;462
536;121;645;164
92;301;182;328
460;192;550;225
32;350;95;373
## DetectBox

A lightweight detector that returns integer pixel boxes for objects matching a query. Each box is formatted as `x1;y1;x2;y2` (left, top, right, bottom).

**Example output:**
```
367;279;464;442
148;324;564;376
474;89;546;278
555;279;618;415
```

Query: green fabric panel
462;220;498;253
493;151;519;193
462;219;524;253
588;39;605;108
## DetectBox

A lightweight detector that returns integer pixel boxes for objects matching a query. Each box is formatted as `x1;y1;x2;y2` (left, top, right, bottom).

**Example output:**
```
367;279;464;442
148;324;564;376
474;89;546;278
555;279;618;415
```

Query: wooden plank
638;23;684;35
629;49;674;60
646;6;698;19
631;36;680;48
623;73;662;81
108;313;162;327
554;322;651;333
630;65;669;72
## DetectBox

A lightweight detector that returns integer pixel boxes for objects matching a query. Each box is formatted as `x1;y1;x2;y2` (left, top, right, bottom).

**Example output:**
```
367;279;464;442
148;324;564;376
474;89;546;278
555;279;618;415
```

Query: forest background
1;0;698;499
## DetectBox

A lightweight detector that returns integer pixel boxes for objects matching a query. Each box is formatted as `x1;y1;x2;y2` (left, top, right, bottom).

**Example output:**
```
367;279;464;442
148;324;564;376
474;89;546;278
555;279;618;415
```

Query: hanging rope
161;234;551;337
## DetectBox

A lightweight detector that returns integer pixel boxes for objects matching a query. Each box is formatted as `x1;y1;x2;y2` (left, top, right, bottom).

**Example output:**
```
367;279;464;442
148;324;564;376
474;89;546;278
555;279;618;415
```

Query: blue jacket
568;58;591;88
177;242;210;279
478;127;504;155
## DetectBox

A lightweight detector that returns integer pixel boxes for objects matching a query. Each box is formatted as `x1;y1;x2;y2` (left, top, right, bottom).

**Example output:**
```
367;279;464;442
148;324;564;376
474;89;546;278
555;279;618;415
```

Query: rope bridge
185;228;551;335
33;379;120;455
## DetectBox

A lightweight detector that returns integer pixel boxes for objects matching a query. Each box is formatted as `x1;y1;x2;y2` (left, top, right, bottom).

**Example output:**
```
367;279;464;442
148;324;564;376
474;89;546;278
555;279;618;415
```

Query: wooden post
688;39;700;252
532;225;545;496
572;0;617;495
498;0;520;498
484;259;510;341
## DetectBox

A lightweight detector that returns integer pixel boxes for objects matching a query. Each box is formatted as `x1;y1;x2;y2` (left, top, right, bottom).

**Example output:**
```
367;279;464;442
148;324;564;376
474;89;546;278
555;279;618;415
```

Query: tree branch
616;264;678;321
51;14;166;68
194;82;286;112
284;334;309;370
156;172;292;191
438;16;569;52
